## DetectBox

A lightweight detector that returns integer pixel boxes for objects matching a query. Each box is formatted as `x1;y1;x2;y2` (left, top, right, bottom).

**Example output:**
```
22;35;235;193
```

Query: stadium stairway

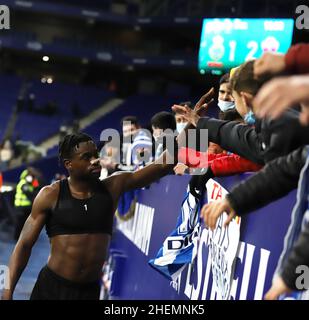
38;97;124;154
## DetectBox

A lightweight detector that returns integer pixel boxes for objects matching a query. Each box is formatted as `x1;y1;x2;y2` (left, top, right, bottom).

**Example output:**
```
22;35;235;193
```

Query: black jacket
226;146;308;216
226;146;309;291
197;109;309;165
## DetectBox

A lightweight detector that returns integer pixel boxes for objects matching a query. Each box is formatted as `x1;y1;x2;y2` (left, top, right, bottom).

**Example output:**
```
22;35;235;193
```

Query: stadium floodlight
47;77;53;84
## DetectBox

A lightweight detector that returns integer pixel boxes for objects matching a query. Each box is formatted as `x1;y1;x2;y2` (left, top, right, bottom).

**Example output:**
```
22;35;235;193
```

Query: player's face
69;141;101;179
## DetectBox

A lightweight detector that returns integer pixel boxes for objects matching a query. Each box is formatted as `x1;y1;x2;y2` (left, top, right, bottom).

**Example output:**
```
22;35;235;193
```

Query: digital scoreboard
198;18;294;75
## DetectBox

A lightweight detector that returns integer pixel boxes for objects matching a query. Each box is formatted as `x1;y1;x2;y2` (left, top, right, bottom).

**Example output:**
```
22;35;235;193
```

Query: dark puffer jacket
227;146;308;216
197;109;309;165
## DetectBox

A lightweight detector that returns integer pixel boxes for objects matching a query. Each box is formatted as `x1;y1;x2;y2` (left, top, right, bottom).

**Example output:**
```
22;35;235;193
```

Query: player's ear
63;159;72;170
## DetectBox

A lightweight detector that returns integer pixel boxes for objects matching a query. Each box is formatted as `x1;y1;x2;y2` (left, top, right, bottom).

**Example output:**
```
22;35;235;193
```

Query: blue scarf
148;186;203;280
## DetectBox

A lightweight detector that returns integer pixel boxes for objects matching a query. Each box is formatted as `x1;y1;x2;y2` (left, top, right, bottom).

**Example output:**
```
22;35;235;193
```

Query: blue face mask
217;100;235;112
244;110;256;125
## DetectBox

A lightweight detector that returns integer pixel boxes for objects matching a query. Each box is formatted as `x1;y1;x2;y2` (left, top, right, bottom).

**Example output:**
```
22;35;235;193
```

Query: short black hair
59;132;94;163
219;73;230;85
151;111;176;131
121;116;139;126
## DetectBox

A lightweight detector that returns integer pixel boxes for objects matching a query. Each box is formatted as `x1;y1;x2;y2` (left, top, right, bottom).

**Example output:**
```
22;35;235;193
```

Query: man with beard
1;132;176;300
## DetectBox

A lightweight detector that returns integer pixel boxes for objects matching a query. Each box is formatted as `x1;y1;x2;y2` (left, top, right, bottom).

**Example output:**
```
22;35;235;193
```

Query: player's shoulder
32;180;63;212
36;180;61;203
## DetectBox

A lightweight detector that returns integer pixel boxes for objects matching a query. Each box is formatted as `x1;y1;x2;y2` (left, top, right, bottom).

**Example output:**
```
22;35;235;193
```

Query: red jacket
178;147;262;176
285;43;309;74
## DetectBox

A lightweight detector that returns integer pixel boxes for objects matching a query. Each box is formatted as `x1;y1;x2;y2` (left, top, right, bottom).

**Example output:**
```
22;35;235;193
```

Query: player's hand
173;163;189;175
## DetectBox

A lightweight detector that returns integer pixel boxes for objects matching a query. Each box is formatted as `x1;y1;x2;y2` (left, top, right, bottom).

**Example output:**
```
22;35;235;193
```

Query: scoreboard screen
198;18;294;75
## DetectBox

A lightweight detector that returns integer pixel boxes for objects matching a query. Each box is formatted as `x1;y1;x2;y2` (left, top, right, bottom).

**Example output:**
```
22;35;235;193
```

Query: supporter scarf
148;186;203;280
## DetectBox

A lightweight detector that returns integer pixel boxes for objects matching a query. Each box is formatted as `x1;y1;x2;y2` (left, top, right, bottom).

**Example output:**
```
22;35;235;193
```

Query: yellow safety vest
14;179;33;207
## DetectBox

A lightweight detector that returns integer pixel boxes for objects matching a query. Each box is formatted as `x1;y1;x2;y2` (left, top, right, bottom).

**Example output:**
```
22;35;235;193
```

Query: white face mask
152;128;163;142
176;122;187;133
25;175;33;183
218;100;235;112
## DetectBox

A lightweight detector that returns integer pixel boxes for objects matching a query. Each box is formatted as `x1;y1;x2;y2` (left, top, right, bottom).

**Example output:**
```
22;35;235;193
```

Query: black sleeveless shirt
45;179;114;238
